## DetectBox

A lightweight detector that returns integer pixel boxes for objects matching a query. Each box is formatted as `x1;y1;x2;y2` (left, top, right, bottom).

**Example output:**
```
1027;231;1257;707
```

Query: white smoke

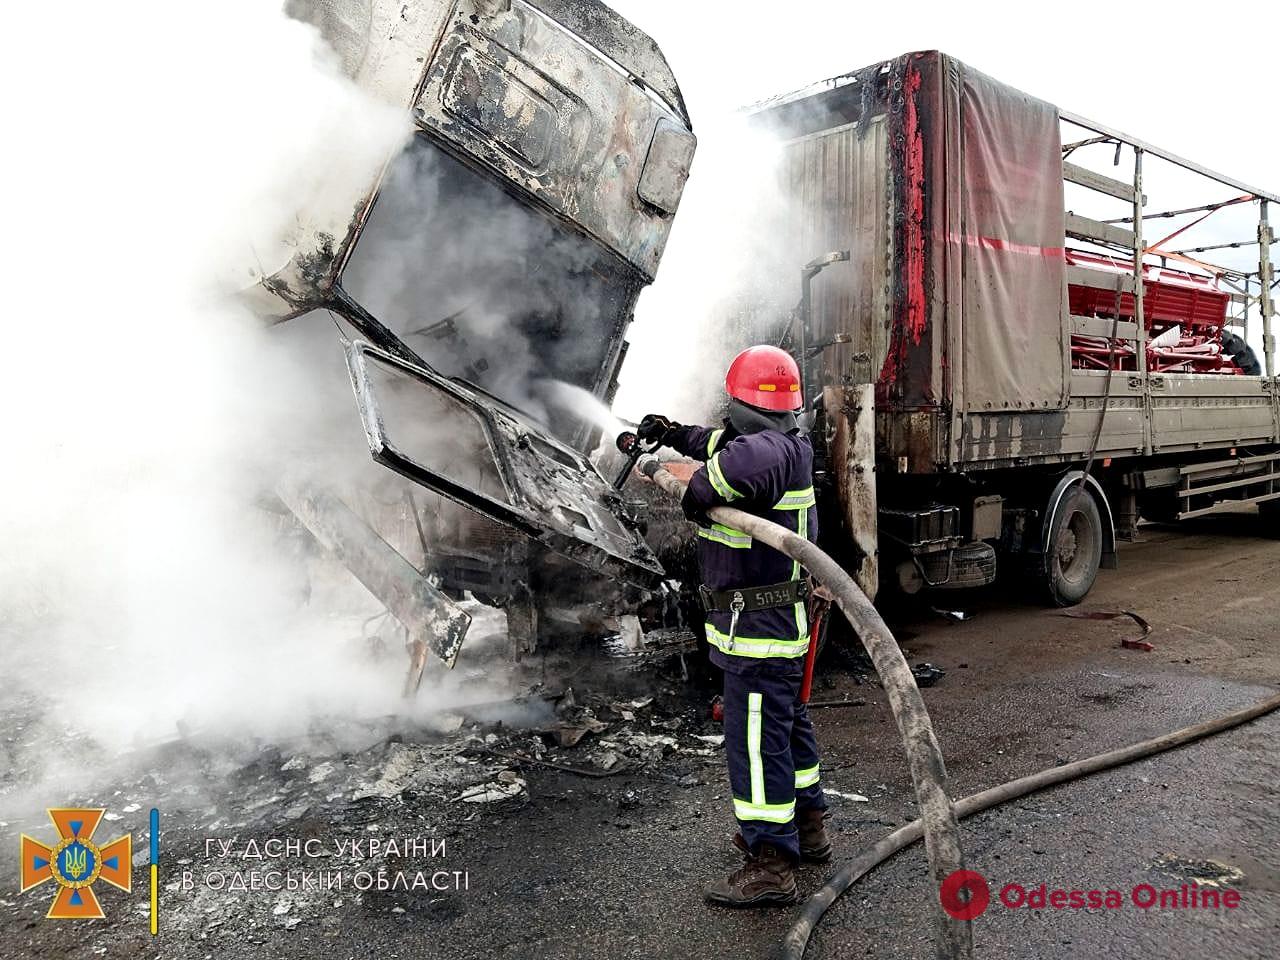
0;0;486;768
612;114;795;422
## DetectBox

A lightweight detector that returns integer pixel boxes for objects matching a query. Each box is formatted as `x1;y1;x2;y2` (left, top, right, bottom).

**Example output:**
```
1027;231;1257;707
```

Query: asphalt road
3;509;1277;959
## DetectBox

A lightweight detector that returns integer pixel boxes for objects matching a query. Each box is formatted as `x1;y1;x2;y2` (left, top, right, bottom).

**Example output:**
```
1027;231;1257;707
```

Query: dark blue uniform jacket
667;423;818;675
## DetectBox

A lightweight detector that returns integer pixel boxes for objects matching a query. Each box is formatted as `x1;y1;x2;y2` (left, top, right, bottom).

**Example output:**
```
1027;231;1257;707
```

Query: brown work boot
703;835;798;908
797;808;832;863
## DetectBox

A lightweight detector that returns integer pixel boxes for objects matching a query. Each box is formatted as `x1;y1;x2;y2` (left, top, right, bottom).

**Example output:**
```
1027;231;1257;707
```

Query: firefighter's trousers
722;667;827;859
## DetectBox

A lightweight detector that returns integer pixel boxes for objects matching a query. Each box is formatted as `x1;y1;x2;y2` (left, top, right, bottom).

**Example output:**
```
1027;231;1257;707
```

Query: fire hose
636;455;973;960
778;690;1280;960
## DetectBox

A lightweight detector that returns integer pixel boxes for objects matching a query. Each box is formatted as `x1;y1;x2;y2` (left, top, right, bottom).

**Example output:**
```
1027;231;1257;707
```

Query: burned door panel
350;343;528;528
345;340;664;587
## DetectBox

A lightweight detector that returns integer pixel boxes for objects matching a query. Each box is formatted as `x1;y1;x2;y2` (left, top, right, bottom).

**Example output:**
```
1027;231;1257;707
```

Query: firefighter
636;345;830;907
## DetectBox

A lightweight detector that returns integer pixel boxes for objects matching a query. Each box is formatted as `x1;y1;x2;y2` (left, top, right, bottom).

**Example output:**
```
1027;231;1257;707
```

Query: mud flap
824;383;879;599
343;339;664;589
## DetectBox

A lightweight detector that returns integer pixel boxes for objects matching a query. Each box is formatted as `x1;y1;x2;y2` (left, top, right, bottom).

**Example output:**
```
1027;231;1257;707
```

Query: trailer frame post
798;251;851;407
1259;199;1275;378
1242;276;1251;343
1133;147;1146;371
1132;147;1151;454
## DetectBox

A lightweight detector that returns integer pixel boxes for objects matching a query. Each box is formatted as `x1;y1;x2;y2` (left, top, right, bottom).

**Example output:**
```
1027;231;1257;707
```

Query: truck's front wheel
1039;489;1102;606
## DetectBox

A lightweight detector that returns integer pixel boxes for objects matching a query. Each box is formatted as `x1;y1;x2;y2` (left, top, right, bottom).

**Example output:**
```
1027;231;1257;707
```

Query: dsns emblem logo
20;808;132;918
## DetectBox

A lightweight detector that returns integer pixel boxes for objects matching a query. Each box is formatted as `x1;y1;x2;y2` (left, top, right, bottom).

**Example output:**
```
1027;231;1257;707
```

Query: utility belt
699;579;809;615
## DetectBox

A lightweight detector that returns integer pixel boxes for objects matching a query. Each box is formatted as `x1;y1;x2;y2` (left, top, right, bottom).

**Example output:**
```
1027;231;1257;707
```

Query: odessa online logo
20;808;132;919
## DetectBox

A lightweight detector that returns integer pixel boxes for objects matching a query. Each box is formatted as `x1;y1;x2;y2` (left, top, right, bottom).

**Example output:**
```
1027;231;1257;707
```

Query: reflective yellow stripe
735;694;795;821
696;523;752;549
792;506;808;634
707;453;743;501
794;764;820;789
774;486;816;510
705;623;809;659
794;599;808;639
733;798;796;823
706;428;724;459
747;693;765;804
707;459;733;499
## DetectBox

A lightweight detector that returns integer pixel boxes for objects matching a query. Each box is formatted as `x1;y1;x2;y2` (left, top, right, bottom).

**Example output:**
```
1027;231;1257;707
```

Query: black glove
637;413;680;445
681;486;712;527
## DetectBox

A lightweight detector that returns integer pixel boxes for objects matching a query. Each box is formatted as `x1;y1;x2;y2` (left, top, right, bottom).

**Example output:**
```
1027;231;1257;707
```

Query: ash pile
0;597;724;948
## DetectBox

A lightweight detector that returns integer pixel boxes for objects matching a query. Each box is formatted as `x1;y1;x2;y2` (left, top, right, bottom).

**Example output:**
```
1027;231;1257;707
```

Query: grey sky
610;0;1277;416
612;0;1275;184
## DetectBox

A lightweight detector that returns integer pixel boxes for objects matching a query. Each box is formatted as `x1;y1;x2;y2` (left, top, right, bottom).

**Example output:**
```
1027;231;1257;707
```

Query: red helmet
725;345;803;411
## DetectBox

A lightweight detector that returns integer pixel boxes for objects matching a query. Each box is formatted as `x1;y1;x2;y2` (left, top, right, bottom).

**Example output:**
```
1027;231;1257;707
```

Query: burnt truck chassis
753;51;1279;607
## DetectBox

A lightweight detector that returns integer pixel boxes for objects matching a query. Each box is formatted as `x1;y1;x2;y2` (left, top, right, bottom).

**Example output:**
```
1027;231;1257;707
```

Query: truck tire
1040;489;1103;606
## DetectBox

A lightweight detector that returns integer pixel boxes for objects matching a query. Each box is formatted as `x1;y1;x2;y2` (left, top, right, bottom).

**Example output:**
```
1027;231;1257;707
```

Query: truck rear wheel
1040;490;1102;606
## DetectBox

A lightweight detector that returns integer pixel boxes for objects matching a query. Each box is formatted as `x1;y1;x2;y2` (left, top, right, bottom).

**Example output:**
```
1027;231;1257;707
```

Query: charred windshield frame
328;132;648;445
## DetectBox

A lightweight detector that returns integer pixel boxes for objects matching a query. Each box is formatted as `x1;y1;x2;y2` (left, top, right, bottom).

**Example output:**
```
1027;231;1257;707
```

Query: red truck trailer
748;51;1278;605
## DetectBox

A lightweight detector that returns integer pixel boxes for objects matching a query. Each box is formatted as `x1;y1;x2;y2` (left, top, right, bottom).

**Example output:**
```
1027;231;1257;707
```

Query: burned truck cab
253;0;695;661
